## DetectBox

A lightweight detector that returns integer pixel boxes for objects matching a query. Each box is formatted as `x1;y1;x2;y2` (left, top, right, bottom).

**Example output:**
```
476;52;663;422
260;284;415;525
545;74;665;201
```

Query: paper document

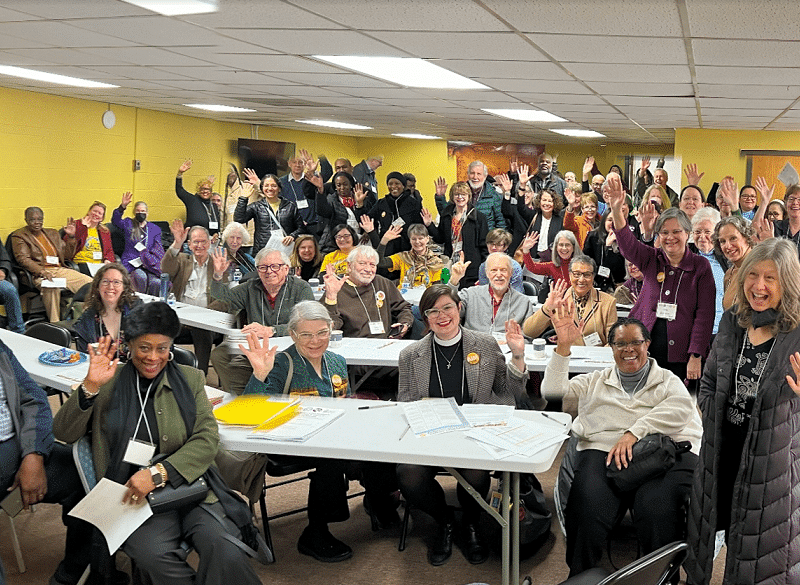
250;405;344;442
41;278;67;288
460;404;514;427
68;478;153;554
204;386;226;406
778;162;799;187
466;417;569;458
402;397;470;437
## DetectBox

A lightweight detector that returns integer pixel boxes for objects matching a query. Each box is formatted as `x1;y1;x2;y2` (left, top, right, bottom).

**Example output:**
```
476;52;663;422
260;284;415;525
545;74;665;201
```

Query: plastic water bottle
160;273;169;301
230;266;242;288
167;293;176;306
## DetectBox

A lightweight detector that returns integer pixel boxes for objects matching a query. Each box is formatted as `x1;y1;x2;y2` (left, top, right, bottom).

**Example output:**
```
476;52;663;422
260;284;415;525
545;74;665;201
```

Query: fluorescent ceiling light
392;133;441;140
121;0;217;15
549;129;606;138
184;104;256;112
0;66;118;88
313;56;488;90
482;109;566;123
296;119;372;130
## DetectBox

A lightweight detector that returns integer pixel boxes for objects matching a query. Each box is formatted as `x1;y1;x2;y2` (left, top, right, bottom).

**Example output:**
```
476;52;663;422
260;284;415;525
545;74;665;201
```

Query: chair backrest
25;322;72;348
522;280;538;297
598;541;688;585
172;345;199;369
72;436;97;493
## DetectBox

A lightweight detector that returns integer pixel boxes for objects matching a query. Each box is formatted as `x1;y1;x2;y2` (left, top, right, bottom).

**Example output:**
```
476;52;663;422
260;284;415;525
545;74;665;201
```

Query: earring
126;350;132;361
168;351;175;362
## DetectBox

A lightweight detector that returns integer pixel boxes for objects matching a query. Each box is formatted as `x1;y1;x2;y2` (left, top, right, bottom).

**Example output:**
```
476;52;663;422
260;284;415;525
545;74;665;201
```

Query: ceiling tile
0;20;133;47
377;31;546;60
78;47;207;67
531;34;687;65
566;63;691;84
686;0;800;40
585;82;694;97
234;29;405;56
476;79;593;94
696;66;800;86
693;39;800;68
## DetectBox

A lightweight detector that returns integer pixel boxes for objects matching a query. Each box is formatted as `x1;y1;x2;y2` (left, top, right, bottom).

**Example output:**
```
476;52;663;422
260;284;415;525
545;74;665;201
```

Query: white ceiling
0;0;798;144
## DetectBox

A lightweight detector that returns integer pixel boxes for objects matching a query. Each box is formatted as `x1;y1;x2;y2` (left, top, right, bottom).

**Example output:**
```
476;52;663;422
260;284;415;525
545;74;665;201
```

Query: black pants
188;326;213;374
396;464;490;526
565;448;697;576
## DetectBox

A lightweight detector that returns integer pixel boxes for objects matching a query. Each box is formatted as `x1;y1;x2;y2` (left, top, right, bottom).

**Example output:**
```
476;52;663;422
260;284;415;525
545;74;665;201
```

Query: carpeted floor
1;396;726;585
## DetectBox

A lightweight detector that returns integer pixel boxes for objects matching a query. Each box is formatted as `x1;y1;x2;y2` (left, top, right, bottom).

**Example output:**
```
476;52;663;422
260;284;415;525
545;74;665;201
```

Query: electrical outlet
133;160;141;171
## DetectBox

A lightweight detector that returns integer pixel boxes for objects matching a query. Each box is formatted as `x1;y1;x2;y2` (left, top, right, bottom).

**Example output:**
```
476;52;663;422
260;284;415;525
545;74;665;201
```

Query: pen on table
376;341;396;350
358;403;398;410
398;424;409;441
541;412;569;427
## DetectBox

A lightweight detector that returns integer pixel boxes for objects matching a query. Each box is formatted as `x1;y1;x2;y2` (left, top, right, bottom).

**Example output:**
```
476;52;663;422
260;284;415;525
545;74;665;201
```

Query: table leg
511;472;520;585
502;470;510;585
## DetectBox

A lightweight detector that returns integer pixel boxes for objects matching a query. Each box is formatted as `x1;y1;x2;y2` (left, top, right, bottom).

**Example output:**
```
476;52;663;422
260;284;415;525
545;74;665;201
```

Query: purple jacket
112;207;164;276
615;223;715;362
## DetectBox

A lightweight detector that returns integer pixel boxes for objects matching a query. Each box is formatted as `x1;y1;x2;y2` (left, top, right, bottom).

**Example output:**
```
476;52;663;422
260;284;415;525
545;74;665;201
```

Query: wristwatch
150;465;167;488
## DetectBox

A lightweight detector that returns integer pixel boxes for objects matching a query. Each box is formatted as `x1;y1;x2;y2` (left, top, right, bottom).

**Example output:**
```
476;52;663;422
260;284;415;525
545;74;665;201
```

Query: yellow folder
214;395;299;426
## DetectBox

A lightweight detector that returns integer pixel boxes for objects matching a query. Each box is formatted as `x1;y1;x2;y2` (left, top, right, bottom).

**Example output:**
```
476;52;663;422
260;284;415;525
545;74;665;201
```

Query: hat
386;171;407;186
123;302;181;342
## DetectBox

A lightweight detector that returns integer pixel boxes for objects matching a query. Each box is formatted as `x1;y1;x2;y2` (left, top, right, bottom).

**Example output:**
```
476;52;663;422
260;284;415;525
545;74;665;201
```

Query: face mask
135;212;147;223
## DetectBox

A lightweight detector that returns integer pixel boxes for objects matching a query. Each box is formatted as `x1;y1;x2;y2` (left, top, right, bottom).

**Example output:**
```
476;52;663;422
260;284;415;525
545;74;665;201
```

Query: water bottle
167;292;176;306
230;266;242;288
160;273;169;301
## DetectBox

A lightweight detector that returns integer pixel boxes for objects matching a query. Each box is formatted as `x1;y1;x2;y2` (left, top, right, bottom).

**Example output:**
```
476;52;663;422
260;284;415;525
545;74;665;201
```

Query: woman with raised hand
112;191;164;295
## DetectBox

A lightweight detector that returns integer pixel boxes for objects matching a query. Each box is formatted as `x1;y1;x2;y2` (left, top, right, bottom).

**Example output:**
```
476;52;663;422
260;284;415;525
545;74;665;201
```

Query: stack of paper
466;415;570;459
401;397;470;437
250;405;344;442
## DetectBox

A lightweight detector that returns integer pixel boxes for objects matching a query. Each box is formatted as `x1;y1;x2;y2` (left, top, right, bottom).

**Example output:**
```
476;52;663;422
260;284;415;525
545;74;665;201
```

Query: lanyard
298;352;335;394
353;282;380;323
287;178;305;203
202;199;218;225
133;377;155;445
658;267;685;303
489;290;511;331
572;289;600;325
261;284;286;330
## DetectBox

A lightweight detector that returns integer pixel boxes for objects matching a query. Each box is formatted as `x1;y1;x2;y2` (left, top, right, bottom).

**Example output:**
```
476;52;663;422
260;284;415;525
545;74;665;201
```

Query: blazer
10;226;78;278
112;208;165;276
161;248;224;302
523;287;617;345
398;328;526;405
73;220;115;263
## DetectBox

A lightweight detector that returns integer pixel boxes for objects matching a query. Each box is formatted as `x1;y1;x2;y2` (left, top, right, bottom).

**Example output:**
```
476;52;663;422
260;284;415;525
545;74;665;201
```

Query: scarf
396;248;445;283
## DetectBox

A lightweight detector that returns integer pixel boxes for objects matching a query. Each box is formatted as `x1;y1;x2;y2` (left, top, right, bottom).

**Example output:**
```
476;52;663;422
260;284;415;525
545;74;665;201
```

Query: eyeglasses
787;196;800;204
424;303;458;318
570;271;593;280
294;328;331;342
611;339;647;349
740;193;757;199
256;264;286;273
335;234;352;241
693;229;712;237
100;279;124;288
190;239;209;246
658;229;686;238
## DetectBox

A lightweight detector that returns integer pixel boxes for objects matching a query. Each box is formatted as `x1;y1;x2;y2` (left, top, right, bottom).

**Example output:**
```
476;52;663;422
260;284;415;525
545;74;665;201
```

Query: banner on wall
447;142;545;182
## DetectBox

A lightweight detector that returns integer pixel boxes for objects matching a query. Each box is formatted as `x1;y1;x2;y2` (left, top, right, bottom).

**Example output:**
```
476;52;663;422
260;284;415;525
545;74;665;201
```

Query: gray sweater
456;284;536;334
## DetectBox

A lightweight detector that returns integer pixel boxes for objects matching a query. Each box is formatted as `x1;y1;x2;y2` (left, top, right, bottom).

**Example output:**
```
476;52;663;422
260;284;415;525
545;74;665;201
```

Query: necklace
733;331;776;404
435;339;461;369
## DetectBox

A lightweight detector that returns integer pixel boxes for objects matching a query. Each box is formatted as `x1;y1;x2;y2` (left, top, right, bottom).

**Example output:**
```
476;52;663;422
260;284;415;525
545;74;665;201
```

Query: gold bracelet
155;463;168;486
324;296;338;305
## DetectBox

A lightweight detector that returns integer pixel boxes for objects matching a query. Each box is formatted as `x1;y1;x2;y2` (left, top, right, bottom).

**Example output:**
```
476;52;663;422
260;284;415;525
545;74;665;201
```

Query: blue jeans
0;279;24;333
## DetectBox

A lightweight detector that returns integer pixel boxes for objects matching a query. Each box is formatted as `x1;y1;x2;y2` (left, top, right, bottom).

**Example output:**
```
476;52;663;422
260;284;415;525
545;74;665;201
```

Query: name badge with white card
583;332;602;346
122;439;155;467
597;266;611;278
92;251;102;260
271;229;284;237
134;241;146;252
46;255;59;265
129;257;143;268
208;221;219;230
391;217;406;228
296;199;309;209
369;321;385;335
656;302;678;321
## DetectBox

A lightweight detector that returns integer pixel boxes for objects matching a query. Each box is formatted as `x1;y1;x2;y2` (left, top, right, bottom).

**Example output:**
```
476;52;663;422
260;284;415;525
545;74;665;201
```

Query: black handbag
146;476;209;514
605;433;691;492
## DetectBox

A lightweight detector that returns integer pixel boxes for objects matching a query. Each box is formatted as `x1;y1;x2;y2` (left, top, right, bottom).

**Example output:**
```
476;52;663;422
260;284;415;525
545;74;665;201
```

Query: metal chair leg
3;510;26;574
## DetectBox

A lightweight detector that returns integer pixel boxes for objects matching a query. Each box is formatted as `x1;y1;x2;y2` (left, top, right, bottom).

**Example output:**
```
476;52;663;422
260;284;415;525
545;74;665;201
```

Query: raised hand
543;278;568;316
552;296;582;353
640;156;650;173
170;218;189;247
434;176;448;197
521;231;540;254
684;163;704;186
720;176;739;211
63;217;76;237
178;159;192;174
509;157;519;174
449;252;471;286
420;207;433;226
239;331;278;382
605;230;617;248
505;319;525;362
380;224;403;245
308;173;323;192
243;168;260;188
787;352;800;397
211;247;231;278
495;173;513;194
323;265;346;300
298;148;312;165
605;173;626;212
639;199;658;237
582;156;595;178
353;183;367;206
754;176;774;206
121;191;133;208
359;214;375;233
752;217;774;242
84;335;119;391
518;164;530;186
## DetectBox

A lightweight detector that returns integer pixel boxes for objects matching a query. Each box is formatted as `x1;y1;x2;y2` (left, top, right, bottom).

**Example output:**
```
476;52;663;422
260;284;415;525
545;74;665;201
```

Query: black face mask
134;212;147;223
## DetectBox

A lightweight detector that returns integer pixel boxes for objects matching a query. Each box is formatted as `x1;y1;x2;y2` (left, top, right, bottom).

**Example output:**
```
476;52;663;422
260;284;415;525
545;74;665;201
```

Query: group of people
3;149;800;585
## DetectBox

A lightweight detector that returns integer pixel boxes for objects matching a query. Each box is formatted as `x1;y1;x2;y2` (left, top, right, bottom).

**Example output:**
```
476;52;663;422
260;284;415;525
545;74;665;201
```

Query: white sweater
542;353;702;454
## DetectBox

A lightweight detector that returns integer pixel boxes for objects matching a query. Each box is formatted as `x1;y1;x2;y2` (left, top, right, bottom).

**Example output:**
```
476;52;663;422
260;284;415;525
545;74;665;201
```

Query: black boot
428;521;454;566
463;523;489;564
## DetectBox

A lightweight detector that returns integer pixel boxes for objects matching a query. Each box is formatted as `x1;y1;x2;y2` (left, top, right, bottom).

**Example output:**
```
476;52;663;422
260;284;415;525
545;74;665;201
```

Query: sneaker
297;525;353;563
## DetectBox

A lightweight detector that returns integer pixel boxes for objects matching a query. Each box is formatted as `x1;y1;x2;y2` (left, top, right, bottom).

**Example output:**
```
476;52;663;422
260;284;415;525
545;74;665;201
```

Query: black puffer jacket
685;309;800;585
234;196;303;254
315;191;375;252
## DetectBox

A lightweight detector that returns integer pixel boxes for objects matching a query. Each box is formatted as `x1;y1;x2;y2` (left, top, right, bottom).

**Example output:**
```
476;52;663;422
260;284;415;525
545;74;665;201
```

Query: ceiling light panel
313;56;488;89
0;65;118;88
483;109;567;122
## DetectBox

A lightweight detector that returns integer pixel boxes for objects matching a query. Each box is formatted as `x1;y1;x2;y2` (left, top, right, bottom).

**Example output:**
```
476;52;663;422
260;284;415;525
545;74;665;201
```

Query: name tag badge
271;229;284;237
122;439;156;466
391;217;406;228
208;221;219;230
368;321;385;335
296;198;309;209
583;332;602;346
92;251;103;260
46;255;59;265
134;241;146;252
129;257;143;268
597;266;611;278
492;331;506;345
656;302;678;321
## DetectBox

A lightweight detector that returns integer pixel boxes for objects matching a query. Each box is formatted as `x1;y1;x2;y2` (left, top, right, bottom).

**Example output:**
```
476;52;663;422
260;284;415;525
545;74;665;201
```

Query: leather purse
146;476;209;514
605;433;691;492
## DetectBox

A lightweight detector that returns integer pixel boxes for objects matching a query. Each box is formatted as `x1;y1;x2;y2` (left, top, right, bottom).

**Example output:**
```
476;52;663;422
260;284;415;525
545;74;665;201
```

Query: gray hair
134;201;148;210
347;245;379;265
187;225;210;241
468;160;488;176
691;206;720;229
551;230;579;267
712;215;755;258
570;254;597;274
407;223;428;238
734;237;800;333
221;221;251;246
255;247;289;265
486;252;512;272
654;208;691;235
288;300;333;333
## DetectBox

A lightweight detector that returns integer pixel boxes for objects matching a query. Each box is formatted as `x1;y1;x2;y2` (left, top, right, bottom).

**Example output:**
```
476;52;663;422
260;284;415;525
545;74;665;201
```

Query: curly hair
533;189;564;215
712;215;754;259
88;263;138;315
